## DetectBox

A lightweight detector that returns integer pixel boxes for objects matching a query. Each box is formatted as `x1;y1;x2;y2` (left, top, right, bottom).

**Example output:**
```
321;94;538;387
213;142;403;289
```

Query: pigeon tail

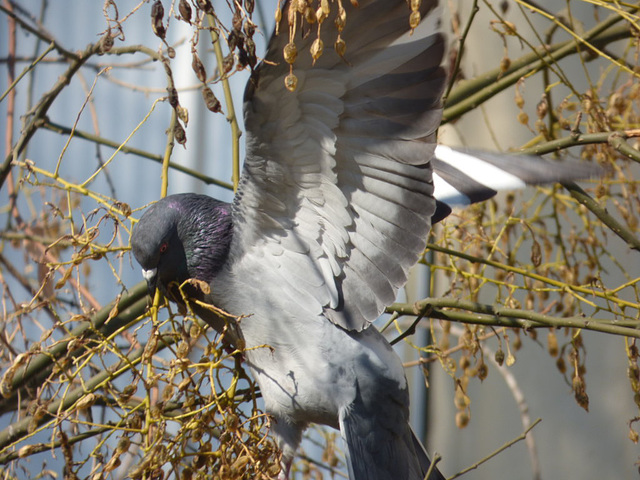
339;386;444;480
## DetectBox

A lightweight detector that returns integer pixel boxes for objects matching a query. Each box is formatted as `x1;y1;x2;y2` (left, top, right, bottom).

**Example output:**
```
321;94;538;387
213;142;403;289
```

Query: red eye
159;242;168;254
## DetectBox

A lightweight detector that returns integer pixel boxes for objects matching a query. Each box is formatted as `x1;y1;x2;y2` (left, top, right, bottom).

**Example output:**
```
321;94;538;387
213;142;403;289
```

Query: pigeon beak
142;268;158;298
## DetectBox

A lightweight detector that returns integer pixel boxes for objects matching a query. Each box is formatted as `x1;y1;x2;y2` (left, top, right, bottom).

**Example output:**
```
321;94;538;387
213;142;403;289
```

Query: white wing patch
435;145;527;193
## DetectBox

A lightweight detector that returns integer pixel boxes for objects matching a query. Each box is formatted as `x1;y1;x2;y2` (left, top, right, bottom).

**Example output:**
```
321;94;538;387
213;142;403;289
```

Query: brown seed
179;0;192;23
192;52;207;83
202;87;221;113
196;0;213;14
495;349;505;366
151;1;166;39
174;122;186;145
222;53;235;75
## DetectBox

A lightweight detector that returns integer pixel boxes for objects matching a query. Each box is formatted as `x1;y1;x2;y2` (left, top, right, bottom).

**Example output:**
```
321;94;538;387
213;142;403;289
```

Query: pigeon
131;1;598;479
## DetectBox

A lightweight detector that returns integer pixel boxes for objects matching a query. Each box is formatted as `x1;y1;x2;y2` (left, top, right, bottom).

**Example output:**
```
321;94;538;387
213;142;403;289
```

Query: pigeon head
131;193;233;300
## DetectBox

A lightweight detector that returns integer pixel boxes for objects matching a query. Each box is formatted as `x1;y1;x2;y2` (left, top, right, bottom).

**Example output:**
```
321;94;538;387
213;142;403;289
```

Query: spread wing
230;0;446;331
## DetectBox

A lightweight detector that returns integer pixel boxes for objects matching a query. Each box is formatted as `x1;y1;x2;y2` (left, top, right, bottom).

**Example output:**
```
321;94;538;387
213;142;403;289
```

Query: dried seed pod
162;384;175;402
228;30;240;51
288;1;297;23
245;0;255;14
459;355;470;370
335;37;346;57
196;0;213;14
275;6;282;29
179;0;192;24
174;122;187;145
572;375;589;411
454;389;470;410
232;8;243;32
310;38;323;63
335;6;347;32
531;239;541;267
316;6;327;23
455;410;470;428
304;6;316;24
284;42;297;64
515;84;525;108
177;105;189;125
116;436;131;454
99;31;114;54
238;47;249;69
556;356;566;374
245;37;257;68
500;56;511;74
409;10;421;29
518;111;529;125
151;1;166;39
495;348;505;366
191;51;207;83
218;53;233;76
243;20;256;37
225;412;240;432
285;72;298;92
547;331;559;357
321;0;330;15
176;340;190;358
537;96;549;119
477;361;488;380
167;46;175;58
202;86;221;112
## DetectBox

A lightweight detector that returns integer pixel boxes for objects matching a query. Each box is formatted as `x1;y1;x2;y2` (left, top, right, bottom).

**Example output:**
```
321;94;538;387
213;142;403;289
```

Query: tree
0;0;638;478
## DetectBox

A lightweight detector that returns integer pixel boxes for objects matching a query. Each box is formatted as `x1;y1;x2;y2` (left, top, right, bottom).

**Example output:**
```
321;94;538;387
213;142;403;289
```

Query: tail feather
340;403;445;480
431;145;601;223
410;427;446;480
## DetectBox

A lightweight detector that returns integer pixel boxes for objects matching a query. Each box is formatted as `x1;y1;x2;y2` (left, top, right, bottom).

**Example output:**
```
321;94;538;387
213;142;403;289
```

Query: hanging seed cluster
150;1;189;145
149;0;261;129
432;323;522;430
277;0;423;92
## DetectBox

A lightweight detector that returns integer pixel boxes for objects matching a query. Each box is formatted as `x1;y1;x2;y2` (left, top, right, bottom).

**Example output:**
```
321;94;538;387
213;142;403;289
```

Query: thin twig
206;14;241;190
388;297;640;338
40;121;233;190
448;418;542;479
443;0;479;103
443;20;633;123
423;244;640;313
563;181;640;252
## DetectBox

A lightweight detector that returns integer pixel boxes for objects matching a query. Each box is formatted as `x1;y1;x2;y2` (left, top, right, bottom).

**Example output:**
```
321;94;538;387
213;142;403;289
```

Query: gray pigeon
131;1;598;479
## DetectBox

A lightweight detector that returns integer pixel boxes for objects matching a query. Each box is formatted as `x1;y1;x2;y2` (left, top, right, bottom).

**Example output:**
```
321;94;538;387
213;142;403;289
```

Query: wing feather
231;0;445;330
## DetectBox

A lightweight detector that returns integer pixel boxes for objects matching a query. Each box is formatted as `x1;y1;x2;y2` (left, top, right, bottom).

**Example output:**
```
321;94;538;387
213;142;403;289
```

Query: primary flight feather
131;1;597;478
